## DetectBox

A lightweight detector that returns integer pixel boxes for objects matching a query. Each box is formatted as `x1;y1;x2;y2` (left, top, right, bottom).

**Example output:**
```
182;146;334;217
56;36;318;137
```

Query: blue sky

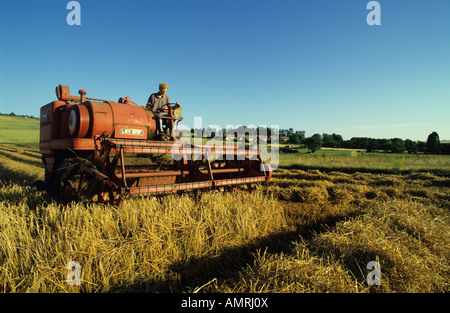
0;0;449;141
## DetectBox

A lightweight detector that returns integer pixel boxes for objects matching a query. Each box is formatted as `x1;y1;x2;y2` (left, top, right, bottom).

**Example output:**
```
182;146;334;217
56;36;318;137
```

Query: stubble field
0;142;449;293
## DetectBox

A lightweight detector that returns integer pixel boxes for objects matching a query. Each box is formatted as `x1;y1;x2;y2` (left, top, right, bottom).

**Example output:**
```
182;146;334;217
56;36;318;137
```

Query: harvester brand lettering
225;297;268;309
120;128;144;135
181;297;215;310
66;1;81;26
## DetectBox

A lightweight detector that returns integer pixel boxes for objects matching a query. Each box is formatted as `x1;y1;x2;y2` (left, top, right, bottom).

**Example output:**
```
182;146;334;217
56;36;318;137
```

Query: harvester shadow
115;210;363;292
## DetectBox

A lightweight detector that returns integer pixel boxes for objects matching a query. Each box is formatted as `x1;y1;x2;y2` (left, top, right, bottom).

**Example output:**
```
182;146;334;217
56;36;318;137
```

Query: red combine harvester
40;85;272;205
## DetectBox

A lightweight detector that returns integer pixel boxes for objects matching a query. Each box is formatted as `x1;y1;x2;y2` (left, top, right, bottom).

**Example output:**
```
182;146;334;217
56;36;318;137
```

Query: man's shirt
146;93;170;114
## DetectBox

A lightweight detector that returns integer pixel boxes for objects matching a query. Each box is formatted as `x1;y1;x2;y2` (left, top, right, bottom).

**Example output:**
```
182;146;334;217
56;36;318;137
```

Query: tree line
0;112;38;119
192;126;448;155
281;129;449;155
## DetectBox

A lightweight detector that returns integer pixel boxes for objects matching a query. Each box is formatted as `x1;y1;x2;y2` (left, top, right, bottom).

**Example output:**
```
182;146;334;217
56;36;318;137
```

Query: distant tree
296;130;306;143
322;133;344;148
417;141;427;153
322;133;336;148
346;137;368;150
366;138;377;152
279;129;289;137
404;139;417;154
288;133;301;145
305;133;322;153
332;133;344;147
441;143;450;155
379;138;392;152
390;138;405;154
426;132;441;154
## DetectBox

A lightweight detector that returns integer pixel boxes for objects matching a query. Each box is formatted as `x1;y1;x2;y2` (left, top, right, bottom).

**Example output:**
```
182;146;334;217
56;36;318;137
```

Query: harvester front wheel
61;180;78;205
56;161;93;205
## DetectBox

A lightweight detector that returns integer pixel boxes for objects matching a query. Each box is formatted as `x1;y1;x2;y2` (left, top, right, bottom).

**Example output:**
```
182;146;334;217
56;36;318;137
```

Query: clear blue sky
1;0;449;141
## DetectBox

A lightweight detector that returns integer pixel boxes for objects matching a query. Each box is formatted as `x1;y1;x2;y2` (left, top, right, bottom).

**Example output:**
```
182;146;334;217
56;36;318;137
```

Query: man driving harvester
145;83;179;141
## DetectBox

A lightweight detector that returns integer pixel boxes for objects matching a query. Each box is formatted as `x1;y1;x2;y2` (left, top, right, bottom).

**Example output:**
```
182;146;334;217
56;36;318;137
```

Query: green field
278;146;450;175
0;115;39;147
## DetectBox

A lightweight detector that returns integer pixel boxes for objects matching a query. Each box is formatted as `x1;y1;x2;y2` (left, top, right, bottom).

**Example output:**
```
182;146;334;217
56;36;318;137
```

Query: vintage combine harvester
40;85;272;205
